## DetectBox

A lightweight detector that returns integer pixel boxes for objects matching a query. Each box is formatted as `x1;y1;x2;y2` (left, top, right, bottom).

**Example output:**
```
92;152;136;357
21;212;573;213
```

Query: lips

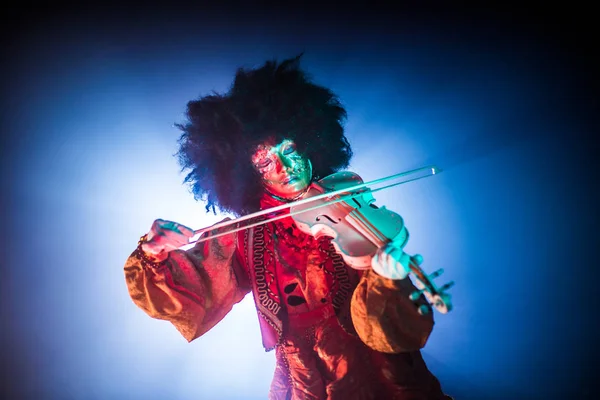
282;176;298;184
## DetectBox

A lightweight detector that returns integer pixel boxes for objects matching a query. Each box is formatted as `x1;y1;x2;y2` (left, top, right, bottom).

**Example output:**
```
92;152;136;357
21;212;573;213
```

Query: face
251;138;312;200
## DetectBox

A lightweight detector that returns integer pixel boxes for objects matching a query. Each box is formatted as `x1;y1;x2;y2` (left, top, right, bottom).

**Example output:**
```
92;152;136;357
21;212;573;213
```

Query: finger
163;230;191;247
381;248;392;268
148;231;179;248
371;252;381;269
149;219;165;237
158;220;178;231
141;240;162;255
147;235;186;254
388;254;409;280
399;252;411;270
159;221;194;238
152;218;166;230
393;260;407;279
162;241;183;252
387;246;404;262
174;224;194;237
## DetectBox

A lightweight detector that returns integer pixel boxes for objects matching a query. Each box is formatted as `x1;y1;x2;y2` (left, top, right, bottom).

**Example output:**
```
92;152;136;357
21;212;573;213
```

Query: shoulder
317;171;364;191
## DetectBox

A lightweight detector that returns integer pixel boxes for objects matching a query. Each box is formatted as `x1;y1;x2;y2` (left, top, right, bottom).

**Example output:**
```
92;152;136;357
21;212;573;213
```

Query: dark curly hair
175;55;353;216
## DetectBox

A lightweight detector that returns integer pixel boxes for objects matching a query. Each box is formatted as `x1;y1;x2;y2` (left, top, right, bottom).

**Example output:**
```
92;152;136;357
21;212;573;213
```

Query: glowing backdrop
2;10;596;400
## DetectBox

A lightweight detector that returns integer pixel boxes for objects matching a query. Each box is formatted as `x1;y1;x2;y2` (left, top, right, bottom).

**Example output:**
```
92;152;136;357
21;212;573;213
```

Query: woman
124;55;451;399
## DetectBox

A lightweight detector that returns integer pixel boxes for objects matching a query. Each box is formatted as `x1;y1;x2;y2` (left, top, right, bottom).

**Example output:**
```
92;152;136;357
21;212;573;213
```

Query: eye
255;158;272;170
282;142;297;155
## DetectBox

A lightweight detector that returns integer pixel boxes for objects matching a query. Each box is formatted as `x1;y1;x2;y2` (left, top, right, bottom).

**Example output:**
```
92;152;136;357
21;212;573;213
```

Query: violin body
187;166;453;314
292;172;408;270
291;171;454;314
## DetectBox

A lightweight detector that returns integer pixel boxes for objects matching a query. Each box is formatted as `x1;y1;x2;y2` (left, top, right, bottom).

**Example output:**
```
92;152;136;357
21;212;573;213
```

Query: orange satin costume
124;197;450;399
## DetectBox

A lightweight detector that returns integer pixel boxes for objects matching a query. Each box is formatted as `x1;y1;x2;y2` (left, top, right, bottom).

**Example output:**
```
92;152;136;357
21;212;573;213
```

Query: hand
141;219;194;260
371;242;423;280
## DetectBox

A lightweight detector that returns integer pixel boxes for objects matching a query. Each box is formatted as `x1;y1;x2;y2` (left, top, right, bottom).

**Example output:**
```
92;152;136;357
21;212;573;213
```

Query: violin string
183;169;440;248
180;166;453;314
191;165;439;237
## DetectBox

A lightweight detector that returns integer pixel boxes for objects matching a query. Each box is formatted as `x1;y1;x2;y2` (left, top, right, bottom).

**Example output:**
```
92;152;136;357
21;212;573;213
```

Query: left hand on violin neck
371;242;423;280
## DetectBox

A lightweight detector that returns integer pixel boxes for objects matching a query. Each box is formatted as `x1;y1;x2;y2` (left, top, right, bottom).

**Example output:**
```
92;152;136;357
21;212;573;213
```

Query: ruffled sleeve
124;230;251;342
350;270;434;353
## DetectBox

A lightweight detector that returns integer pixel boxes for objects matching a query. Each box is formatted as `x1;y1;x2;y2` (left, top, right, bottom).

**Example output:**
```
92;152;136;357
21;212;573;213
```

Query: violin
188;165;454;315
291;171;454;315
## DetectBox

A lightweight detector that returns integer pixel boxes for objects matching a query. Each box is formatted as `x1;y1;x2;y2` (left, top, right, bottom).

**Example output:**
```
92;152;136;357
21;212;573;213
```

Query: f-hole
316;215;341;224
351;198;362;208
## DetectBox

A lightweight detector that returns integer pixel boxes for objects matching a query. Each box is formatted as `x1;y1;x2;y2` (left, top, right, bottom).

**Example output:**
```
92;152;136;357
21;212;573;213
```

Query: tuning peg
431;293;452;314
417;304;431;315
438;281;455;292
409;288;426;301
412;254;424;265
428;268;444;280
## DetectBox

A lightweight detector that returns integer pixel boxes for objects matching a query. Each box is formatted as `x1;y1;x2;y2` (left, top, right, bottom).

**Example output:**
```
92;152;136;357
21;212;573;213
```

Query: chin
270;182;309;199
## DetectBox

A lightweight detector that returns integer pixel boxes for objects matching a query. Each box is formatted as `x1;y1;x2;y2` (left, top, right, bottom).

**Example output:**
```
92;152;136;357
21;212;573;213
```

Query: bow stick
182;165;441;248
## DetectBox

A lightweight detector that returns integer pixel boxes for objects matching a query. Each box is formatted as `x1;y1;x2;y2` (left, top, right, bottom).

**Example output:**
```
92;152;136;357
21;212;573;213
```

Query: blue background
2;5;597;400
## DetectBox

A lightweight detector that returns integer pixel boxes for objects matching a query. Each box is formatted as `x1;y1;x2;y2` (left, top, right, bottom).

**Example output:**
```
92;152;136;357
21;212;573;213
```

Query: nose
275;154;293;173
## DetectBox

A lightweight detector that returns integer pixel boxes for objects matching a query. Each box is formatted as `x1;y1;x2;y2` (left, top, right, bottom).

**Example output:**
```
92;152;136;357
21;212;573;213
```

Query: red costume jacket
125;196;450;399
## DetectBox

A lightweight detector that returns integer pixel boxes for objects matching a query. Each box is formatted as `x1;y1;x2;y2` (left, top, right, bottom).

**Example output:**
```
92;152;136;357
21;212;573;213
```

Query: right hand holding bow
141;219;194;261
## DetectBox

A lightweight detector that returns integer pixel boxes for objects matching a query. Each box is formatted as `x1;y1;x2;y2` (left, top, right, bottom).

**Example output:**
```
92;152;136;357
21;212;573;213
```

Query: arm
350;270;434;353
321;171;435;352
124;222;251;342
349;211;435;353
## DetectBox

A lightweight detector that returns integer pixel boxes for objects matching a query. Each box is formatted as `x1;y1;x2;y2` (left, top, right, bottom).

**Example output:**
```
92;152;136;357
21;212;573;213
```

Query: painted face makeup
251;139;312;201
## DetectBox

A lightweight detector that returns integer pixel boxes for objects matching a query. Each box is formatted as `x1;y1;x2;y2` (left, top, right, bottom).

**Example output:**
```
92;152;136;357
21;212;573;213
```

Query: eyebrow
252;140;295;157
252;150;272;164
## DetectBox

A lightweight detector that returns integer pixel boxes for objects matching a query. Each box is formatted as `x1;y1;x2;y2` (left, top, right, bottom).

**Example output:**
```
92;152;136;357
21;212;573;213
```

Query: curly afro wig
175;54;353;216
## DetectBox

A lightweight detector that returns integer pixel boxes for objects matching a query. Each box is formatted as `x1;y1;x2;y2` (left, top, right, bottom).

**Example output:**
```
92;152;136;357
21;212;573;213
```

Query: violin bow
182;165;442;248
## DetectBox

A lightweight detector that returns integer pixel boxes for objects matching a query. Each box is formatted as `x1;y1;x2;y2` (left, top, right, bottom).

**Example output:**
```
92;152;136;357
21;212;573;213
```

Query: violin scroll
291;172;455;316
407;257;454;315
